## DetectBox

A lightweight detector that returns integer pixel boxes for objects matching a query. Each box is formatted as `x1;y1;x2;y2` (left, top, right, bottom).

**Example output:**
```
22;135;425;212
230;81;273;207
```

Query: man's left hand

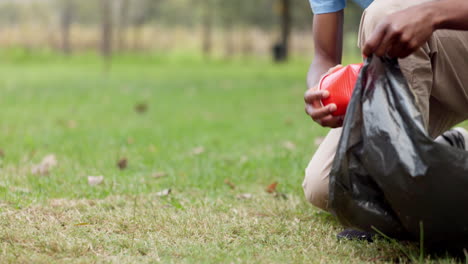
363;5;436;58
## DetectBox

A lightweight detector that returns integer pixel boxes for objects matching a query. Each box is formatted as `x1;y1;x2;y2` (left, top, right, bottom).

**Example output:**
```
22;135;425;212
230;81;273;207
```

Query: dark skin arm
363;0;468;58
304;11;345;128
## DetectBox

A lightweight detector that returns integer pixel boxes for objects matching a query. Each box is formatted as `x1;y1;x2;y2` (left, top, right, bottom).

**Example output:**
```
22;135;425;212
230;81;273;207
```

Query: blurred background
0;0;367;204
0;0;363;61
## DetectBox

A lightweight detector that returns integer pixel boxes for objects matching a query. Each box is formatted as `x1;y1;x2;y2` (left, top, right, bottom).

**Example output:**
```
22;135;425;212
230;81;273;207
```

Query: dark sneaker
337;229;375;242
436;127;468;151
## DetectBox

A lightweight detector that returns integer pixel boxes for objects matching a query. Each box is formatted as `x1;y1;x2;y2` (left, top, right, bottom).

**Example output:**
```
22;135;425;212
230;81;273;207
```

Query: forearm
307;56;339;89
431;0;468;30
307;11;344;88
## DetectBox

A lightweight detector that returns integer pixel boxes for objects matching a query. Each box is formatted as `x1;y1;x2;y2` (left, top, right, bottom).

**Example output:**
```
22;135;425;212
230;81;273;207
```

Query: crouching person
303;0;468;240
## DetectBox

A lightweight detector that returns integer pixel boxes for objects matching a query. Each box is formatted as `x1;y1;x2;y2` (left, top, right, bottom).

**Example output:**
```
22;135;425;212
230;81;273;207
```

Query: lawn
0;52;462;263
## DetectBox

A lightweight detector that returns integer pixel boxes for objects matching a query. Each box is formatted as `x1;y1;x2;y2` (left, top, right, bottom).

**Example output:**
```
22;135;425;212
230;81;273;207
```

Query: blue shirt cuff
309;1;346;14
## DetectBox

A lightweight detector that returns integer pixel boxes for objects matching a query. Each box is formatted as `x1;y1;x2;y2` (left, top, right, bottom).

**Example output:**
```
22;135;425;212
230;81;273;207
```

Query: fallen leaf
190;146;205;156
314;137;325;147
155;189;171;197
88;176;104;186
152;172;167;178
236;193;253;200
127;137;134;144
148;145;157;153
282;141;296;151
117;158;128;170
135;102;148;114
74;223;90;226
239;155;248;164
31;154;58;176
67;120;77;129
0;149;4;158
266;182;278;193
224;179;236;189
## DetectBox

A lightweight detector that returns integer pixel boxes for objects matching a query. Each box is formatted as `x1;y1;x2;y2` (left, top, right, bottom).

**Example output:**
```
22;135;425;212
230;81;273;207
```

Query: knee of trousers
302;165;330;211
360;0;432;39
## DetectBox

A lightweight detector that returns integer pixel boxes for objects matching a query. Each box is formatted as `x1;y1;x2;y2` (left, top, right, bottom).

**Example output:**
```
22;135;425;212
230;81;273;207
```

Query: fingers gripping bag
329;56;468;250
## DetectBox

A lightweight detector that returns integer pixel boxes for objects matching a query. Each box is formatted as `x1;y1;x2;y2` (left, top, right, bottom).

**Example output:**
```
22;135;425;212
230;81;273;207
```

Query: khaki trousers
303;0;468;211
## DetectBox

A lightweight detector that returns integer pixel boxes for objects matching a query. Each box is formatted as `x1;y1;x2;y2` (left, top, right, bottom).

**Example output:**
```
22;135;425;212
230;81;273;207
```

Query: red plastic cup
319;63;363;116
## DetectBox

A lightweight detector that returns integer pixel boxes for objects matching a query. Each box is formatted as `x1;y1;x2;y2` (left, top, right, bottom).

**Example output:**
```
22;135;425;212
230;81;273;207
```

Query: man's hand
305;66;344;128
363;5;436;58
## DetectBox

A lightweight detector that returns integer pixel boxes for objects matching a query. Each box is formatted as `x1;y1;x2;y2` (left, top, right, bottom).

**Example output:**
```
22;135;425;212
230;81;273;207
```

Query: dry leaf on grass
282;141;296;151
314;137;325;147
88;176;104;186
31;154;58;176
190;146;205;156
239;155;248;164
152;172;168;179
266;182;278;193
155;189;171;197
148;145;157;153
236;193;253;200
284;118;293;126
0;149;4;158
67;120;77;129
224;179;236;189
74;223;90;226
134;102;148;114
117;158;128;170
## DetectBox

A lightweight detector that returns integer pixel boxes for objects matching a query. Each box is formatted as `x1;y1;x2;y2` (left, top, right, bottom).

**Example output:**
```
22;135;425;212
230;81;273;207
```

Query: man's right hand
304;66;344;128
304;89;344;128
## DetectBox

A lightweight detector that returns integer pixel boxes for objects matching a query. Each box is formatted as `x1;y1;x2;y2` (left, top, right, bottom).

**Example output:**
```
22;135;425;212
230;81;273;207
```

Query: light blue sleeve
308;0;373;14
355;0;373;9
308;0;346;14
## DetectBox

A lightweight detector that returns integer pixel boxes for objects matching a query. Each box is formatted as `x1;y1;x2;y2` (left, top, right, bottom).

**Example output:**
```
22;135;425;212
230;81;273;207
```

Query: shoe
337;229;375;242
437;127;468;151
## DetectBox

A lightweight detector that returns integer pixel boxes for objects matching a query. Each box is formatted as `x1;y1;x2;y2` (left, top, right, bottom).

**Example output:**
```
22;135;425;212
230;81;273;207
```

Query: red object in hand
319;63;363;116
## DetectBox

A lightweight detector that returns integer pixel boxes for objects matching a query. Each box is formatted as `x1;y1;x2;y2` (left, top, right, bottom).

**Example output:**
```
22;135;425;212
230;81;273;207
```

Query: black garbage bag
329;56;468;249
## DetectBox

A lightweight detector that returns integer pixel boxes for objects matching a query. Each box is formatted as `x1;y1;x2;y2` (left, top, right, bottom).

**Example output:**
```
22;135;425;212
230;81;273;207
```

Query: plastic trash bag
329;56;468;249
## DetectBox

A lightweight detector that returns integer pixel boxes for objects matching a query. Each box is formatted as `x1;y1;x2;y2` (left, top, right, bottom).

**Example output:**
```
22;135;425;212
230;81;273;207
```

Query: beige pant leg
303;128;342;211
303;0;468;211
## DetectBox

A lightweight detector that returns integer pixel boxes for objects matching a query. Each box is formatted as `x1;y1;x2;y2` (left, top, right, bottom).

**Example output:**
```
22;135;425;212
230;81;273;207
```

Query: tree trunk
132;26;142;51
60;0;73;55
223;25;235;58
201;2;213;57
274;0;291;62
100;0;113;60
117;0;129;51
241;27;253;56
281;0;291;50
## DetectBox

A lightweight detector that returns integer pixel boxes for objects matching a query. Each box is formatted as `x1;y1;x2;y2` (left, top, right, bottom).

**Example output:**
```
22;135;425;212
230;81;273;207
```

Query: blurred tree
280;0;291;58
116;0;129;51
201;0;214;57
219;1;241;58
273;0;291;62
0;0;361;58
0;3;21;25
59;0;74;55
100;0;112;60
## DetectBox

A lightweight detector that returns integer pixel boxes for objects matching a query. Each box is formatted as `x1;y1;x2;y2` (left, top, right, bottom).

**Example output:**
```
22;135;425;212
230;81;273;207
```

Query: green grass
0;53;463;263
